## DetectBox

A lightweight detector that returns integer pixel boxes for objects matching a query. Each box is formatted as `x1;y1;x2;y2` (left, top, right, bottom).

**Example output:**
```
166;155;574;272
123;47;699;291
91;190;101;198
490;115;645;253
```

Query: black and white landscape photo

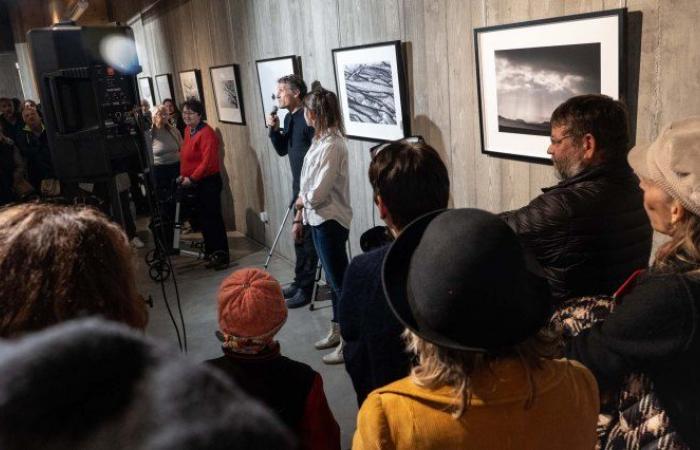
495;43;601;135
211;65;244;124
344;61;397;125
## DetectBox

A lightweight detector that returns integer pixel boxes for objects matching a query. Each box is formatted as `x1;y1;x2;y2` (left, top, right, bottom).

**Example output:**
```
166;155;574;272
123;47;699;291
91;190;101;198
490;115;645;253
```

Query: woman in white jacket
294;85;352;364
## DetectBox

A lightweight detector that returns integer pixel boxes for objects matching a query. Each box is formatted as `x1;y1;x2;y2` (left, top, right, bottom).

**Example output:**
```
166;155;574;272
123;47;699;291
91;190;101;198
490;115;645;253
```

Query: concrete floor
136;229;358;449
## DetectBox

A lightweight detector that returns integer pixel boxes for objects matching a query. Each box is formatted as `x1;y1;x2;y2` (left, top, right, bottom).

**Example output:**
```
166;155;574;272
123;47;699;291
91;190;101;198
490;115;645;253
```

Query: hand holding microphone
266;106;280;129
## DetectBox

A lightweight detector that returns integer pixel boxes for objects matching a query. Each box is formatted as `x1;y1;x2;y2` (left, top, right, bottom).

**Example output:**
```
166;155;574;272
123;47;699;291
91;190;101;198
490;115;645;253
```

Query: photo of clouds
495;43;601;135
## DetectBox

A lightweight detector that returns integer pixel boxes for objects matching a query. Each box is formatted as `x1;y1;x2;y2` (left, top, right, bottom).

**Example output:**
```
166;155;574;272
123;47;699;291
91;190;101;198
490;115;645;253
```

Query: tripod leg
264;205;294;269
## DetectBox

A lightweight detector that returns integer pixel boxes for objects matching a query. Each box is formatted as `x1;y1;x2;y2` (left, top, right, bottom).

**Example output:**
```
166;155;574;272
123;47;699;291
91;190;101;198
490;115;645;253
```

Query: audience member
16;107;58;196
0;126;33;205
297;85;352;364
340;138;450;405
147;104;182;250
115;172;145;249
22;99;41;118
206;268;340;450
267;74;319;309
500;94;652;304
140;99;153;128
0;97;23;143
179;99;229;269
0;203;147;338
353;208;599;449
163;98;186;137
0;318;294;450
566;117;700;449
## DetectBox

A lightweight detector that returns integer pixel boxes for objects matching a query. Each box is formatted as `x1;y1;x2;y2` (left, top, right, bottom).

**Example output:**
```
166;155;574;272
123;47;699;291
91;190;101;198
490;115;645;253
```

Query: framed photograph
474;9;625;162
178;69;205;118
255;55;299;128
137;76;155;108
210;64;245;125
155;73;174;104
332;40;410;142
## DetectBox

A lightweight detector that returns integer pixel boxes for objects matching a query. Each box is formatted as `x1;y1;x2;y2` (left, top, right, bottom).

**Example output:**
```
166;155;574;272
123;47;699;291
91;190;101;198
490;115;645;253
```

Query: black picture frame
474;9;625;163
255;55;300;128
178;68;206;119
137;76;155;108
154;73;174;104
331;40;410;142
210;64;246;125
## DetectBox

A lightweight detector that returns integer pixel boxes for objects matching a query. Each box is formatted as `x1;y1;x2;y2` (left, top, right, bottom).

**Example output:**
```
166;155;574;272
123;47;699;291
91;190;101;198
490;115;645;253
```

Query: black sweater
269;108;314;204
567;271;700;448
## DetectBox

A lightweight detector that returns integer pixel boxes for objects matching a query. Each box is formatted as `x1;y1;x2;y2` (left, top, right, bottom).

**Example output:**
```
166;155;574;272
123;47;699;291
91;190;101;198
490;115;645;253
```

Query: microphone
270;106;278;116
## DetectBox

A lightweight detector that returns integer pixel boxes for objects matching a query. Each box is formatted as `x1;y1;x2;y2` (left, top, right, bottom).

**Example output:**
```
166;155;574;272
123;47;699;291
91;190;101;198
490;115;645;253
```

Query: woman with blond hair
353;208;599;450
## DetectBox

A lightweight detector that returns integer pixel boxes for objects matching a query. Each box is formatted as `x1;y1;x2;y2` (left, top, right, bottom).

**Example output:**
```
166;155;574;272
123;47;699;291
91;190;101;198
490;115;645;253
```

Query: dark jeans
152;162;180;249
311;220;349;323
194;174;229;261
294;224;319;296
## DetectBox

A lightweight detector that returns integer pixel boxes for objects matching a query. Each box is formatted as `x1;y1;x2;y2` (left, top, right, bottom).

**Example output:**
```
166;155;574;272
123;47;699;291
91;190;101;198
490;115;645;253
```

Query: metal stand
264;204;294;270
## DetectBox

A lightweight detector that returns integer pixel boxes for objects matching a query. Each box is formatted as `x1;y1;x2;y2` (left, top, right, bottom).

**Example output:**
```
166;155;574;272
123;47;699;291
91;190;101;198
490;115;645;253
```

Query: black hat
382;208;552;352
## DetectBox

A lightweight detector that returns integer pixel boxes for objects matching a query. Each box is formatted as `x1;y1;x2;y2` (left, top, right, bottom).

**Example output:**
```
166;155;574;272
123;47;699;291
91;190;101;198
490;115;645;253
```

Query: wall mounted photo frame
137;76;155;108
255;55;299;128
332;40;410;142
210;64;246;125
178;69;205;119
155;73;174;104
474;9;625;162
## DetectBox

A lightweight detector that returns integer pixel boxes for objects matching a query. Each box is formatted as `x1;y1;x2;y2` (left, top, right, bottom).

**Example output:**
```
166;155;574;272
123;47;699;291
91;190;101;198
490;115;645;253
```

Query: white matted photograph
210;64;245;125
155;73;174;104
255;55;298;128
475;9;624;161
137;76;155;107
178;69;205;119
332;40;409;142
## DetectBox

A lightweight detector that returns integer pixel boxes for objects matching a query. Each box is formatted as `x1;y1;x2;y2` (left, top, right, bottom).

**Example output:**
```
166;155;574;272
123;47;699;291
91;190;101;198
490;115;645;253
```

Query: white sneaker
315;322;340;350
322;339;344;365
130;236;145;249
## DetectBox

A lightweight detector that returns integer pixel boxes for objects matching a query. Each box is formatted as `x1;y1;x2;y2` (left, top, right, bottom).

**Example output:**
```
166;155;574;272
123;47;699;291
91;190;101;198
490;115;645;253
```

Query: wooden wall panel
0;51;23;99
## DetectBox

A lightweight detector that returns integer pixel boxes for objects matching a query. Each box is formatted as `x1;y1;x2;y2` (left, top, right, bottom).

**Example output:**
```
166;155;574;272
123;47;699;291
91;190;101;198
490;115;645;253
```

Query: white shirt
299;130;353;228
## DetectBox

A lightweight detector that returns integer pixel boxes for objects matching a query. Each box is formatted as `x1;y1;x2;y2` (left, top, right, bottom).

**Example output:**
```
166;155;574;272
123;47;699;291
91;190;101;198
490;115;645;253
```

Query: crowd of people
0;75;698;450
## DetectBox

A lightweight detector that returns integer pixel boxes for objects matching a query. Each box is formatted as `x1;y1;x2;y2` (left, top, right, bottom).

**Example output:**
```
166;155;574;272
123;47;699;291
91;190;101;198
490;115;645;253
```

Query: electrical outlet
259;211;269;223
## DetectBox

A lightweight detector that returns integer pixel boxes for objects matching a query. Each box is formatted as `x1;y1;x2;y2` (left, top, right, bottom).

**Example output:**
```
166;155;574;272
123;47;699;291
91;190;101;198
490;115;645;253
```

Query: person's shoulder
545;358;599;394
277;354;318;377
347;244;390;276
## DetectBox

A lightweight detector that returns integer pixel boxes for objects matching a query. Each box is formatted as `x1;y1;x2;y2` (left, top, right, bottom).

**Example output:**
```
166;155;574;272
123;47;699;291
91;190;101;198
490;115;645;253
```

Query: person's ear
376;195;389;221
581;133;597;161
670;199;686;227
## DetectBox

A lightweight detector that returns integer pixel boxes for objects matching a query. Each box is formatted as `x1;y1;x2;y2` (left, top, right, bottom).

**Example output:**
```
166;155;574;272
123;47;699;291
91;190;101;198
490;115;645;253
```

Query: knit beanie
217;268;288;354
628;116;700;216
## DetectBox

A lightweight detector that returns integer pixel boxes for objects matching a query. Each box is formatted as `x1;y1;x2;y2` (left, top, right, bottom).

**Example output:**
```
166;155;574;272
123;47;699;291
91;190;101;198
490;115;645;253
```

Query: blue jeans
311;220;349;323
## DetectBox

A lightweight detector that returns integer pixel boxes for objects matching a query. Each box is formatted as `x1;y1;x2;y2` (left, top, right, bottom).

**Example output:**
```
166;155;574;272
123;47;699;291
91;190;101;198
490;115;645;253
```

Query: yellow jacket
353;358;598;450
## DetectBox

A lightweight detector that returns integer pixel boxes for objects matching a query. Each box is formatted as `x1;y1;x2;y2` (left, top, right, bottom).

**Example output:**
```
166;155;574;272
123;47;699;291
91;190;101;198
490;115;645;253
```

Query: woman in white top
294;85;353;364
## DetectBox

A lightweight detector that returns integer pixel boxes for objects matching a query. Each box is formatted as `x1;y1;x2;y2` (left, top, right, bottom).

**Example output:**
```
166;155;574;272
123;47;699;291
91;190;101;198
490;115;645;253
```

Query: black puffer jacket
500;164;652;304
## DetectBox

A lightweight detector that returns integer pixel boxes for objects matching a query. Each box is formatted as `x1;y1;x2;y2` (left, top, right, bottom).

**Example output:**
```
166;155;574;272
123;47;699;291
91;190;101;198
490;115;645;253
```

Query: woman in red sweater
179;99;229;269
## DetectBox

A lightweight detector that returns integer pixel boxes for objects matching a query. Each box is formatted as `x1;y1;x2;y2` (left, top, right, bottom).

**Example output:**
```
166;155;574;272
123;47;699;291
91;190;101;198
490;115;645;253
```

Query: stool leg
309;261;323;311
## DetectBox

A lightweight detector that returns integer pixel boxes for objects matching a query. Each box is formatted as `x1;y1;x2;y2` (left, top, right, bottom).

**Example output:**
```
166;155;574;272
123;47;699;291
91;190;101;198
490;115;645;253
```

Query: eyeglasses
182;110;198;116
550;134;575;146
369;135;425;159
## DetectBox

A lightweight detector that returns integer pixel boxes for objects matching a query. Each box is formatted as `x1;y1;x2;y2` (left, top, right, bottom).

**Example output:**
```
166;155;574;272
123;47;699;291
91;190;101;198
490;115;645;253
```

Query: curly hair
0;203;147;337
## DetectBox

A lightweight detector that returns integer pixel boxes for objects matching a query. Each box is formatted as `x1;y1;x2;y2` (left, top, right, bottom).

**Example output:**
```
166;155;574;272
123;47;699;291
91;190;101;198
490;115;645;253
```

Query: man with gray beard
500;94;652;305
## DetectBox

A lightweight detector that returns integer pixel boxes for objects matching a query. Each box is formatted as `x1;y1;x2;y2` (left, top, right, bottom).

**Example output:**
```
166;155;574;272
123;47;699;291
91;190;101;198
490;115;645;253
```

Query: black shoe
205;255;229;270
282;283;299;299
286;290;310;309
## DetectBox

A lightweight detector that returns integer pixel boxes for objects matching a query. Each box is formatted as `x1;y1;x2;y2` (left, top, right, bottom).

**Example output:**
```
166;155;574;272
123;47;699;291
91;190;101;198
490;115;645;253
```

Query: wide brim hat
382;208;552;352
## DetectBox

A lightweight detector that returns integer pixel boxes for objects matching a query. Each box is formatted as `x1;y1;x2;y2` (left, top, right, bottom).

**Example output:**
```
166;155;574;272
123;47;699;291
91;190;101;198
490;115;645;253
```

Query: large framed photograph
137;76;155;107
255;55;299;128
155;73;174;104
475;9;625;161
178;69;205;118
210;64;245;125
332;40;410;142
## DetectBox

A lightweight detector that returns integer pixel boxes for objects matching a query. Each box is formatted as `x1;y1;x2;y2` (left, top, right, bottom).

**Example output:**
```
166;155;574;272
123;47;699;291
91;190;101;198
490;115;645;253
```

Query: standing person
206;268;340;450
296;86;352;364
500;95;652;305
0;126;33;205
0;97;23;143
566;117;700;449
146;105;181;250
266;75;319;309
140;99;153;128
163;98;186;137
179;99;230;269
340;138;450;405
16;107;58;196
353;208;599;450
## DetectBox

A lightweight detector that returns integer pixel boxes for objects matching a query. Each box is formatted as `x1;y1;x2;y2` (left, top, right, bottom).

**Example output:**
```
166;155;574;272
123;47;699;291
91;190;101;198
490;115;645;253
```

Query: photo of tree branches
344;61;397;125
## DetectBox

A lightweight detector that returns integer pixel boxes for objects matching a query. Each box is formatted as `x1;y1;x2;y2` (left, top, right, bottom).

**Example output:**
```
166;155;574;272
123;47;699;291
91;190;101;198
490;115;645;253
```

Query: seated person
0;203;147;337
0;318;294;450
353;209;599;450
205;268;340;450
566;117;700;449
340;138;450;405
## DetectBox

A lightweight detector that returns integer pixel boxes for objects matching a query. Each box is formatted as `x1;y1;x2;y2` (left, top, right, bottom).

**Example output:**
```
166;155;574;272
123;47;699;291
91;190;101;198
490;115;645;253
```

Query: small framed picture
210;64;246;125
137;76;155;108
474;9;625;162
332;40;410;142
178;69;205;118
255;55;299;128
155;73;174;104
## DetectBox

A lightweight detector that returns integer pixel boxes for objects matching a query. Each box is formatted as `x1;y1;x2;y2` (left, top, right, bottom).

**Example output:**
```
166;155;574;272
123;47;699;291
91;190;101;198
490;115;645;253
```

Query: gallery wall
120;0;700;262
